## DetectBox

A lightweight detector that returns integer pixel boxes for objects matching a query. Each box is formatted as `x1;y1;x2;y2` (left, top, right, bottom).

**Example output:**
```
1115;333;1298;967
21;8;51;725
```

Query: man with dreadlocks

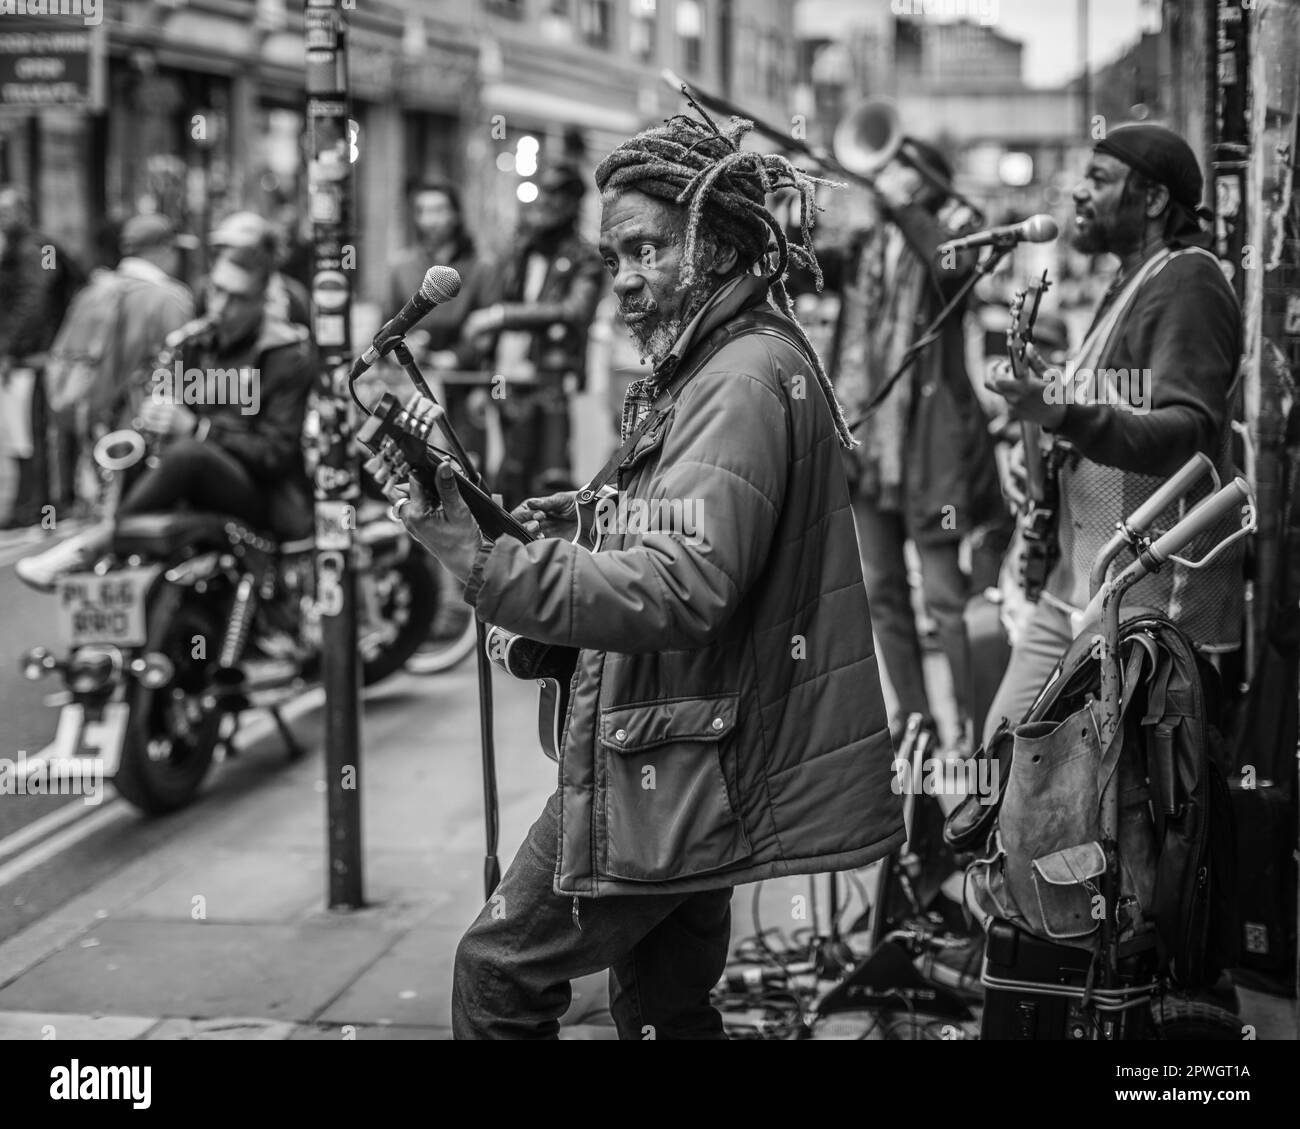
371;98;903;1040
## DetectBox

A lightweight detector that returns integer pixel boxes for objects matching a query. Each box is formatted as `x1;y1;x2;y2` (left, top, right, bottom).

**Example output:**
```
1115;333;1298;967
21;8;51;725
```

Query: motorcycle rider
16;241;316;591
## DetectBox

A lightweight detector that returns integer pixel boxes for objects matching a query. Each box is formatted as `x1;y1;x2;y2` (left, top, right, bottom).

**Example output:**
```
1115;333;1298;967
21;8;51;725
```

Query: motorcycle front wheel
115;590;226;815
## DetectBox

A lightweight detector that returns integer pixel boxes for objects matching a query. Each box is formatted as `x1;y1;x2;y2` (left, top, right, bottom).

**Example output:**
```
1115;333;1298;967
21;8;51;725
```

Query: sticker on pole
315;501;355;549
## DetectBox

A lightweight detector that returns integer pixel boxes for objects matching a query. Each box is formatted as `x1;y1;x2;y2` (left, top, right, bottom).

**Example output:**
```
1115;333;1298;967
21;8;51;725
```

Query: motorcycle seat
112;512;256;559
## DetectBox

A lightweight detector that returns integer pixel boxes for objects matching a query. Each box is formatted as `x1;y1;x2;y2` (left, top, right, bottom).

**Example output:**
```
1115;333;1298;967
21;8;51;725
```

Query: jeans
451;791;733;1040
852;496;971;728
119;437;270;528
980;598;1075;748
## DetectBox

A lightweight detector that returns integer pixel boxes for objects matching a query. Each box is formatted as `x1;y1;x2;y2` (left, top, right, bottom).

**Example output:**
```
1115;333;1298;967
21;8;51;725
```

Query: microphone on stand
936;214;1059;256
350;265;462;379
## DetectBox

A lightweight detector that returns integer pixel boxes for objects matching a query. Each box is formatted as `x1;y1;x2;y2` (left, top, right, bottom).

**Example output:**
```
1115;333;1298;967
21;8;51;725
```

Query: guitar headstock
1007;269;1052;374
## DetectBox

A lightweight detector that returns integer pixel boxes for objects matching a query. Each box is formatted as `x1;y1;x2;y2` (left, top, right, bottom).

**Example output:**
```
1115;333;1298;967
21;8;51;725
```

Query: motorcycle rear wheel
114;593;225;815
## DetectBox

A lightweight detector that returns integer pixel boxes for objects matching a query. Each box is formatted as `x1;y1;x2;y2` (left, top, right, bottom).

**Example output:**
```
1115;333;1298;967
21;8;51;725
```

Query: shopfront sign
0;20;104;112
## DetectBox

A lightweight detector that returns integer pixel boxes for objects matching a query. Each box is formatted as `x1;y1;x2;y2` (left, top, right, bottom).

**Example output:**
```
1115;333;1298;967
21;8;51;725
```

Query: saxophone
92;314;217;513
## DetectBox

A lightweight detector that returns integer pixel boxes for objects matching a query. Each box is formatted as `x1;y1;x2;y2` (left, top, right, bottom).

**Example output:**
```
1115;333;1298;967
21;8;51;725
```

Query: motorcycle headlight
129;652;175;690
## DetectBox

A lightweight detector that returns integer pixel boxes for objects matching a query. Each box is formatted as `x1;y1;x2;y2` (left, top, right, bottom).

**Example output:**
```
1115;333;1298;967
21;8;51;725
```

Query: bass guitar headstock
1007;269;1051;380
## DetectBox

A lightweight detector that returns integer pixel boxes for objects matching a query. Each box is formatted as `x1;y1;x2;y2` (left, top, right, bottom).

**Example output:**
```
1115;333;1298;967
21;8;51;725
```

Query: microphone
351;265;462;378
937;214;1059;256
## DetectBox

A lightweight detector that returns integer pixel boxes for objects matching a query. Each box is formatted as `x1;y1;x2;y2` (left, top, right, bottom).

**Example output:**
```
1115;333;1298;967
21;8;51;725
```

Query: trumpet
92;314;217;475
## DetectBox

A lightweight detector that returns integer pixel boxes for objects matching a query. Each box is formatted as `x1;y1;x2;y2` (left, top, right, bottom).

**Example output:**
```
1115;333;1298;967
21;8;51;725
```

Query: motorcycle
18;322;438;815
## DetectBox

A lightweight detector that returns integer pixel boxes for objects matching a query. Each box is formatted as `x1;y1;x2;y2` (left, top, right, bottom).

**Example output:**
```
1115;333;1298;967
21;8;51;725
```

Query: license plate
34;702;130;781
56;566;161;649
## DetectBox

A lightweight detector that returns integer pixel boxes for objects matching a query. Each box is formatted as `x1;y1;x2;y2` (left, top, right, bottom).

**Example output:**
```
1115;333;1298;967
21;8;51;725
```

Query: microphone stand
386;339;502;899
843;243;1012;432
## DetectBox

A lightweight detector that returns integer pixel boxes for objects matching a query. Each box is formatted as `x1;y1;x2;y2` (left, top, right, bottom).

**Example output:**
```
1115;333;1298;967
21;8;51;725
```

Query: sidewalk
0;657;1294;1040
0;665;602;1040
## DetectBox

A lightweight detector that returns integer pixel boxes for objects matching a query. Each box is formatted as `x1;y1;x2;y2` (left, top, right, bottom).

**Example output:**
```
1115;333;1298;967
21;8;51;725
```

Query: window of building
630;0;656;62
485;0;525;18
579;0;611;47
676;0;703;74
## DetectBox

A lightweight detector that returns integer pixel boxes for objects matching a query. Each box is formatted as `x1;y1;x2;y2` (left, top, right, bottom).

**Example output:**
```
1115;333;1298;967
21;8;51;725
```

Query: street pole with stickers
304;0;363;908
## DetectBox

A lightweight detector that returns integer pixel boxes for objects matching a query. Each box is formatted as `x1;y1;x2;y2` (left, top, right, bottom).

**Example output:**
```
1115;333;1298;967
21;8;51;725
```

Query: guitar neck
1021;419;1049;505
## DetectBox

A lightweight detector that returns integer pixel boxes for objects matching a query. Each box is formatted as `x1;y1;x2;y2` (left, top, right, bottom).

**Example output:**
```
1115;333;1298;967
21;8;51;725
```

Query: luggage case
1228;780;1298;995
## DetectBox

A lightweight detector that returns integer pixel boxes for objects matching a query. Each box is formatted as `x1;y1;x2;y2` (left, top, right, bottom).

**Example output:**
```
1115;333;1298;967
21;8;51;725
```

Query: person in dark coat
16;242;315;590
0;186;87;528
827;143;1003;752
370;100;904;1040
982;123;1244;746
458;160;605;504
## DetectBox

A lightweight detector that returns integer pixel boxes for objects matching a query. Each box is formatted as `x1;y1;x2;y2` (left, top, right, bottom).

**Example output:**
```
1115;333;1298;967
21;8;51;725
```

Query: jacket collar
653;272;771;383
117;257;171;285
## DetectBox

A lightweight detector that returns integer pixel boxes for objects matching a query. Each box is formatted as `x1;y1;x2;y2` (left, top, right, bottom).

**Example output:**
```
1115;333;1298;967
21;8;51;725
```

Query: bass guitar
356;390;610;759
1006;271;1061;602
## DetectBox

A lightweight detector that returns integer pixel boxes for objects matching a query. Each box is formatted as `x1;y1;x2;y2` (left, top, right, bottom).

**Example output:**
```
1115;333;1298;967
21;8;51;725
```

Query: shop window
676;0;703;74
630;0;656;62
579;0;611;47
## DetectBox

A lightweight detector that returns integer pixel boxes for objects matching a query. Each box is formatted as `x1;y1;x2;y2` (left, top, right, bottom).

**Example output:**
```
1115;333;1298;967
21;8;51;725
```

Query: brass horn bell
832;98;905;179
93;428;147;473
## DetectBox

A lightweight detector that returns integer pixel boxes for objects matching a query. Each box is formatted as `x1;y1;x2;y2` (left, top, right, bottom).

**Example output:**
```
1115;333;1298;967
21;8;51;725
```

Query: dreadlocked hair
594;90;858;449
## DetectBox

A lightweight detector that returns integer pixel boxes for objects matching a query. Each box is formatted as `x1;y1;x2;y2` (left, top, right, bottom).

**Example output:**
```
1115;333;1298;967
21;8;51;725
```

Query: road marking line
0;790;121;867
0;800;133;890
0;687;327;880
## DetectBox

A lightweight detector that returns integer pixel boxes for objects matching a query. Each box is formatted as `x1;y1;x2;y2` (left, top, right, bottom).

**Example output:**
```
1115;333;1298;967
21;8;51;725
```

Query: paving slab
0;919;397;1024
143;1017;297;1040
0;1009;158;1040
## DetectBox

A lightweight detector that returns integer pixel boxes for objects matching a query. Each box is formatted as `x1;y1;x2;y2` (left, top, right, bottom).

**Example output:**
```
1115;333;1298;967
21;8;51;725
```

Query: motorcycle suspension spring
219;573;260;668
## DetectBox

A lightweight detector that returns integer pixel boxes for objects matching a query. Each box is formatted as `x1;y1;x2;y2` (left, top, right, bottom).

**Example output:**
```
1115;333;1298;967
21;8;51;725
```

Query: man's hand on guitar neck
366;454;487;586
984;343;1067;430
511;491;580;541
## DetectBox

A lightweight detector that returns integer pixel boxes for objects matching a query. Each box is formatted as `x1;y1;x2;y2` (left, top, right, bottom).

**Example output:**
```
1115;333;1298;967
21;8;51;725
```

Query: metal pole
305;0;363;908
1078;0;1090;138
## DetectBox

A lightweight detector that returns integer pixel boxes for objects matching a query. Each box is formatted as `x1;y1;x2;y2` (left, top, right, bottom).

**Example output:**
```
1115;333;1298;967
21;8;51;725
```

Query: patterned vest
1044;247;1244;650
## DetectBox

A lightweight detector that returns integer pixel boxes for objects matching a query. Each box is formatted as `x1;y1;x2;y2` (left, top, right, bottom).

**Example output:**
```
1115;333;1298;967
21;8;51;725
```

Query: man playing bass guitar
371;99;905;1040
982;122;1244;748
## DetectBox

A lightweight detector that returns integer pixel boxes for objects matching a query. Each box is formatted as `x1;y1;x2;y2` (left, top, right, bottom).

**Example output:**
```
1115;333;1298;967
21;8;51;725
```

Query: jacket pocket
598;693;751;882
1029;841;1106;941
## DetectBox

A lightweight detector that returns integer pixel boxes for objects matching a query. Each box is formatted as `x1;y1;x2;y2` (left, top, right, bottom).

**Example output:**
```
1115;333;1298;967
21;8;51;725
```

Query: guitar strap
576;308;810;505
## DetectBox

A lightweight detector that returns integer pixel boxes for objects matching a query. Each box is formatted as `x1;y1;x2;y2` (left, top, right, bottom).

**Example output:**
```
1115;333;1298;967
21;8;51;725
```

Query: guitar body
357;390;609;760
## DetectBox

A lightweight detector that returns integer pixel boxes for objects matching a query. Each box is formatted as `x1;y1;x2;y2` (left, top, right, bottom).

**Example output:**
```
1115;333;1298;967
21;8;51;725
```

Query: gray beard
627;283;715;367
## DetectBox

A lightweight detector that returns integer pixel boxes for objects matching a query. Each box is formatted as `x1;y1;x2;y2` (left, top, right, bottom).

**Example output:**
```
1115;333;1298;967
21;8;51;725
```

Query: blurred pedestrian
460;159;604;505
0;186;86;530
388;180;496;461
44;213;195;514
16;242;315;590
826;143;1003;755
202;210;311;329
388;180;498;676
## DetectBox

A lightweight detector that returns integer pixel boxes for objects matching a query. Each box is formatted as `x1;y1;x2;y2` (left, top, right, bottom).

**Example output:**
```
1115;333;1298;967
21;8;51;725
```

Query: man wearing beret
983;122;1244;744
